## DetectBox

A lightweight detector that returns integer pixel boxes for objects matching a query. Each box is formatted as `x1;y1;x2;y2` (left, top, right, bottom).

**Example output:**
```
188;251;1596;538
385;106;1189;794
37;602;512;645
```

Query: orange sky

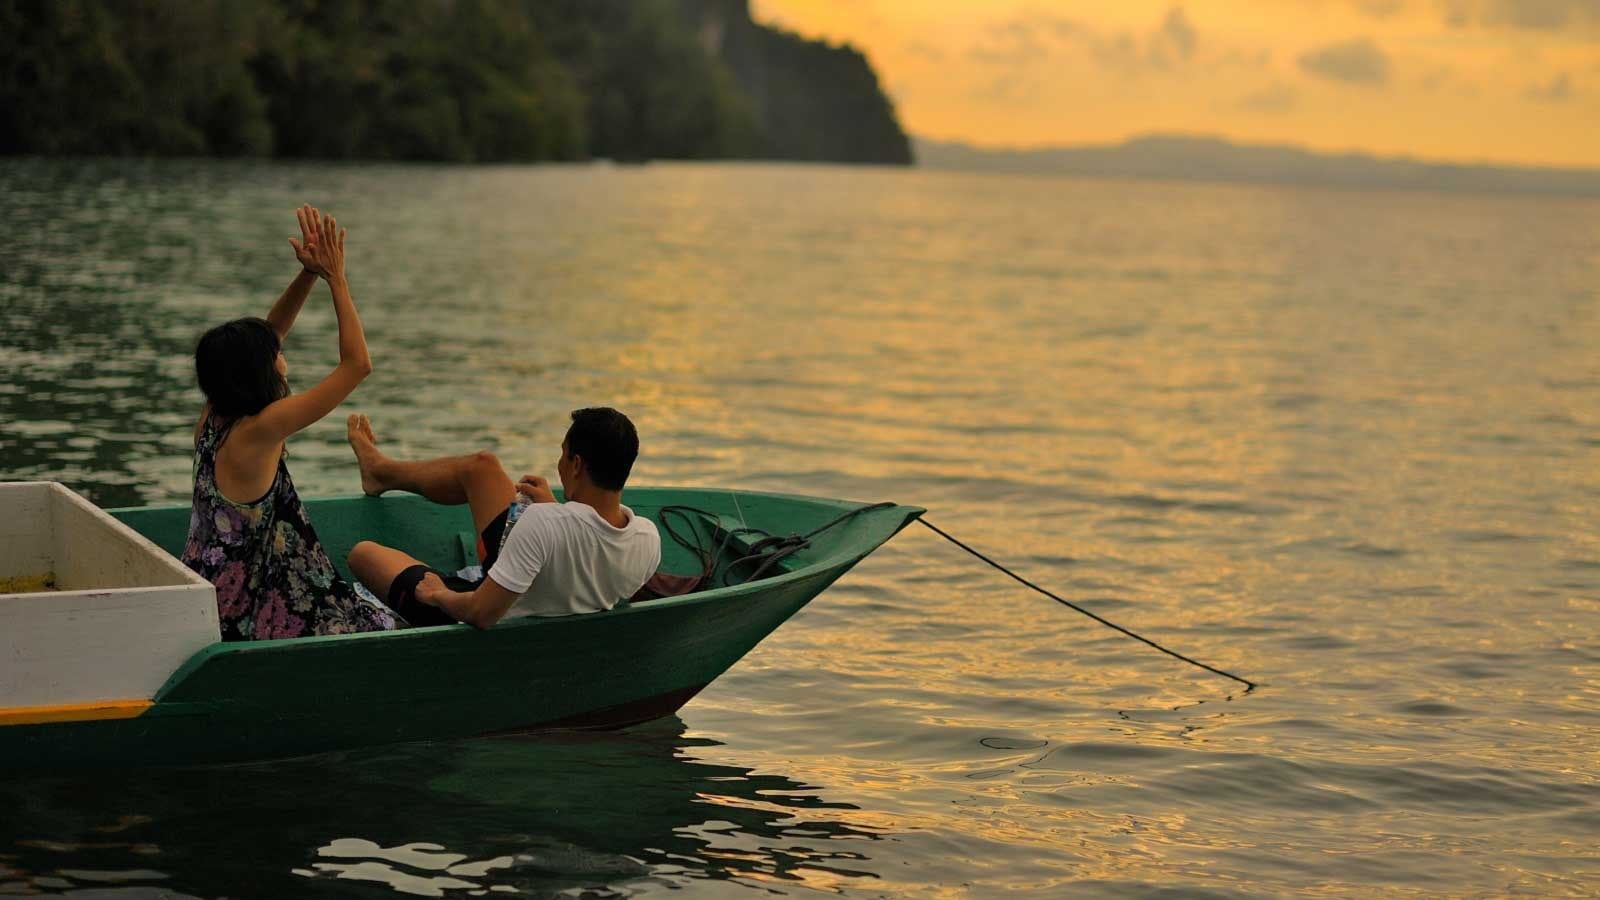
752;0;1600;169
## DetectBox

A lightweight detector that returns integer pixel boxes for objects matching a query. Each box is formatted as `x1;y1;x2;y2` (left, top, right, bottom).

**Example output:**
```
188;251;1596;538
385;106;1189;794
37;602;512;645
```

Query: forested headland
0;0;912;165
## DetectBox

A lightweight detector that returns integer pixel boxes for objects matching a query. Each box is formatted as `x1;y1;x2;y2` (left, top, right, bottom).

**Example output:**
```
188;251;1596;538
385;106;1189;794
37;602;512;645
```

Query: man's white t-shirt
486;501;660;618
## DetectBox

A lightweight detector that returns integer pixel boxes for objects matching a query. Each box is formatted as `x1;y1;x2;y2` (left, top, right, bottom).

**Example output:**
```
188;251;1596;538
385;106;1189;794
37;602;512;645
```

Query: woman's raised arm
250;210;373;443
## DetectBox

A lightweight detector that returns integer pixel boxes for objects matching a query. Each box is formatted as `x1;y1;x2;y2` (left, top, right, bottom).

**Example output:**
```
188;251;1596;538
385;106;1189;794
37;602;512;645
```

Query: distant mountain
915;134;1600;197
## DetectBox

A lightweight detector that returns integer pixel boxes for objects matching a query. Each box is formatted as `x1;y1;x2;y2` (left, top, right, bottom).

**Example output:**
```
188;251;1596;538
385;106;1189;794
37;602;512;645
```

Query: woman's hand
517;475;557;503
287;204;346;283
288;204;321;274
266;206;325;339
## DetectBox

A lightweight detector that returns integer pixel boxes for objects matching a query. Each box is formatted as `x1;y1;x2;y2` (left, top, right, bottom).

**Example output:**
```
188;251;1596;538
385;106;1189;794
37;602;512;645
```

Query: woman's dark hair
194;317;288;419
566;407;638;491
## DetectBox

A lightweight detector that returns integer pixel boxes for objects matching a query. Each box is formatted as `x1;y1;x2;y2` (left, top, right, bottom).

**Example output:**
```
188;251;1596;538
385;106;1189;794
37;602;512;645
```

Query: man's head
558;407;638;495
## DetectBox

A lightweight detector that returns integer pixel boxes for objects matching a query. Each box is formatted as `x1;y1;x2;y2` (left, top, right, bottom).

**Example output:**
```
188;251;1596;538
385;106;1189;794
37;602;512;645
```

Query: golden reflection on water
3;160;1599;896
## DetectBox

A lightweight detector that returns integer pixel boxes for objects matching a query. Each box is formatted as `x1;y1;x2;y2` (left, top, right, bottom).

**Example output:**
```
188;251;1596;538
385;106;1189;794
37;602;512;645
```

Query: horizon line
912;131;1600;176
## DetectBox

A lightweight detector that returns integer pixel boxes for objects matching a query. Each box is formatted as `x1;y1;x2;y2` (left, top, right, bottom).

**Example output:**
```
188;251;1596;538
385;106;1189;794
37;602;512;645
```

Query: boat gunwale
106;489;924;703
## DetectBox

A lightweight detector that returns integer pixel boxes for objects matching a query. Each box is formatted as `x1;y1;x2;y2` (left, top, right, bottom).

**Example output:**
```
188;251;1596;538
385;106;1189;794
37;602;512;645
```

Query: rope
917;518;1256;692
658;501;896;588
656;502;1253;691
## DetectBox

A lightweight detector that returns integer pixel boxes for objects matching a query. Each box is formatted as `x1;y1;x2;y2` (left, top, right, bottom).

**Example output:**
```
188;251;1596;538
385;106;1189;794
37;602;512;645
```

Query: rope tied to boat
658;501;1254;691
917;518;1256;692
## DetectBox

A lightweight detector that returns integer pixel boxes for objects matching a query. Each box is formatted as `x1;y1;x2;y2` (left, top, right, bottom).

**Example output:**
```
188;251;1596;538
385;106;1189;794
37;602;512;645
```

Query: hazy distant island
916;135;1600;198
0;0;910;166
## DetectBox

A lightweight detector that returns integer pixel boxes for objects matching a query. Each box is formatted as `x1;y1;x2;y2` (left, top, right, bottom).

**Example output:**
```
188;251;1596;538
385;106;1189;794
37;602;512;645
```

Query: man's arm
417;573;520;630
423;501;546;628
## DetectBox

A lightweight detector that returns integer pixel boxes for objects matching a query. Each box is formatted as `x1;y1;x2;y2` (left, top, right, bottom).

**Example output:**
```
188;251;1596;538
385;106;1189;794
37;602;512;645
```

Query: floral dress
182;416;399;640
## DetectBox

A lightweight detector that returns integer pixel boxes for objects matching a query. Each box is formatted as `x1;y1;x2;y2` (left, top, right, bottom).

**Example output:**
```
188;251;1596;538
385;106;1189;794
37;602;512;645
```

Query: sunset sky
752;0;1600;168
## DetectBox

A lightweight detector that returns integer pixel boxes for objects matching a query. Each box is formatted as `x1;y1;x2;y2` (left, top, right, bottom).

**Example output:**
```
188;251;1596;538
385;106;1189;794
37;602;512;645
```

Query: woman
181;205;400;640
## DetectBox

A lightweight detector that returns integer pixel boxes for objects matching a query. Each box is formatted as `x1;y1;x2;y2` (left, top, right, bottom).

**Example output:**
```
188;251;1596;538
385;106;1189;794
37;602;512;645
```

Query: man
344;407;661;629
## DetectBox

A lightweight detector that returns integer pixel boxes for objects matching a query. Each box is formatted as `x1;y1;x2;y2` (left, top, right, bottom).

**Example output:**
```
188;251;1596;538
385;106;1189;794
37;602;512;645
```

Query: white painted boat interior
0;482;219;707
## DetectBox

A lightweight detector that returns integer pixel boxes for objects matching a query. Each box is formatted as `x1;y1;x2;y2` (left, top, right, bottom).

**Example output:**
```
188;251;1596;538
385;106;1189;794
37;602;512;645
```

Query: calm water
2;159;1598;897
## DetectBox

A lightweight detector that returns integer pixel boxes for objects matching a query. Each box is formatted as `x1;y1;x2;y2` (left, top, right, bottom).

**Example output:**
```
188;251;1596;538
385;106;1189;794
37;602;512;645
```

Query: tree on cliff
675;0;912;165
0;0;909;165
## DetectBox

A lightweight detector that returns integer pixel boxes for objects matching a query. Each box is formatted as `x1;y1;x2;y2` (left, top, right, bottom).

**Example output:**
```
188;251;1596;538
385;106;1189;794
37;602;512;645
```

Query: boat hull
1;489;921;770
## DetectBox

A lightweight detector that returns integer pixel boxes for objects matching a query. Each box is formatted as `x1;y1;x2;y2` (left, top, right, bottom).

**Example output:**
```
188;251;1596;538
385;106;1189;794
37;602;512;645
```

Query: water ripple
4;160;1598;897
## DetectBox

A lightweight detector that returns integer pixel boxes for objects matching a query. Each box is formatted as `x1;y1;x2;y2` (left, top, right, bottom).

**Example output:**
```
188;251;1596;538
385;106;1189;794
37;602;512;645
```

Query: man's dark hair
566;407;638;491
194;317;288;420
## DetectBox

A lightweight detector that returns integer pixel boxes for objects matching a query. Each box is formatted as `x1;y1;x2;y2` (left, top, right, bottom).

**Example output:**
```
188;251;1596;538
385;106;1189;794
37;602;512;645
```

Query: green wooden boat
0;488;922;771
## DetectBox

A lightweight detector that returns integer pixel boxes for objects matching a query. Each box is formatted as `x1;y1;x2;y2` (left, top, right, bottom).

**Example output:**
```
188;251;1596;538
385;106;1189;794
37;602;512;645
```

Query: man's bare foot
346;414;387;496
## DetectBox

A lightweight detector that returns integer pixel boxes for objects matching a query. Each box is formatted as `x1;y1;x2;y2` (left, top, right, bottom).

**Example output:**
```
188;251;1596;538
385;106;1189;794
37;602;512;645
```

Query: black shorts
387;505;511;627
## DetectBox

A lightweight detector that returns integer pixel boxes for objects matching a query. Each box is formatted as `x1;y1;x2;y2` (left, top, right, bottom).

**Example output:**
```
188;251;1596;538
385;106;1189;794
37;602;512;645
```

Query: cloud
905;39;946;62
968;5;1201;73
1220;48;1275;69
1298;38;1392;86
1419;65;1461;90
1356;0;1405;17
1238;84;1299;112
1415;65;1486;96
1443;0;1600;30
968;14;1081;64
973;71;1049;105
1091;32;1145;70
1525;71;1574;100
1156;6;1197;63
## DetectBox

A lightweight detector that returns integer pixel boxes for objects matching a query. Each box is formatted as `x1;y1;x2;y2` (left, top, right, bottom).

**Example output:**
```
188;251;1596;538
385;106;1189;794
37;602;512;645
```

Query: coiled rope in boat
658;502;1256;692
658;501;900;587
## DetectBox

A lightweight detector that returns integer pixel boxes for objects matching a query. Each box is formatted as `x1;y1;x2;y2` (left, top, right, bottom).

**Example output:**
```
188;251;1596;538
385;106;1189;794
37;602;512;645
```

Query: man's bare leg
346;414;518;610
346;414;515;535
347;540;428;604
